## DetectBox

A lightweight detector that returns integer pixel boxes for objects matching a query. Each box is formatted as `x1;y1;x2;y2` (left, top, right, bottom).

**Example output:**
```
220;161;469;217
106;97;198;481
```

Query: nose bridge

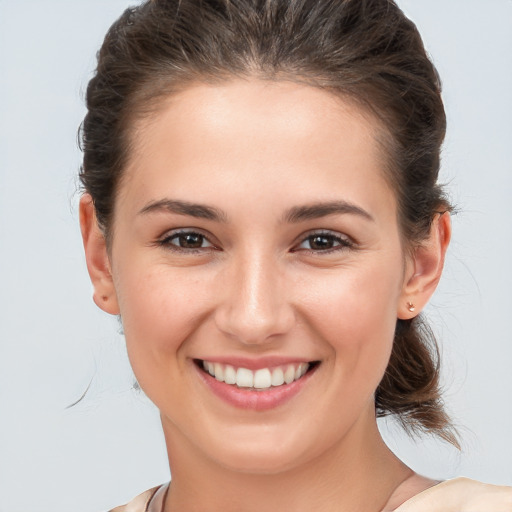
215;247;293;344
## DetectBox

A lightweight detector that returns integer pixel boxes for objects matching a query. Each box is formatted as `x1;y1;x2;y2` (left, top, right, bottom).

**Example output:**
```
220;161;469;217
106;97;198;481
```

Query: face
89;80;420;473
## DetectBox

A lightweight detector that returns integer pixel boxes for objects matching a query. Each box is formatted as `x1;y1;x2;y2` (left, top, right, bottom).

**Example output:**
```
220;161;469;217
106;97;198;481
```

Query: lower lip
195;363;317;411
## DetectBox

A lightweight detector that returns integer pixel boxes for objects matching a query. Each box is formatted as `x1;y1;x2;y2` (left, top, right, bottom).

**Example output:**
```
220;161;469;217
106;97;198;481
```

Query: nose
214;253;295;345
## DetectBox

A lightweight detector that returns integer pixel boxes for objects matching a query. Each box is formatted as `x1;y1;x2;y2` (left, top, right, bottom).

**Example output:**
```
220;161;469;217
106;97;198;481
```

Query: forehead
119;79;396;221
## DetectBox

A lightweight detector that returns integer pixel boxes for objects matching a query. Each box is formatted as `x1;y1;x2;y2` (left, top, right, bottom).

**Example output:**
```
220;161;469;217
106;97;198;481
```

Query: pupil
311;235;332;250
180;234;203;248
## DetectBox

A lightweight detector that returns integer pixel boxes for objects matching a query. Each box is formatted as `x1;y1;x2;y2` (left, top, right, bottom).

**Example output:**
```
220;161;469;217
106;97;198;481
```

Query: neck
161;408;412;512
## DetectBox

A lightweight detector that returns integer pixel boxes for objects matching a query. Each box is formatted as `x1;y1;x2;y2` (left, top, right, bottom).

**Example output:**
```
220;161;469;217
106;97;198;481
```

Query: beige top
109;477;512;512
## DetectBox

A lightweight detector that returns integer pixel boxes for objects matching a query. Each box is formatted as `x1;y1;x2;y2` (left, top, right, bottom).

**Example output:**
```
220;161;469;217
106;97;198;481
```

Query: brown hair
80;0;459;447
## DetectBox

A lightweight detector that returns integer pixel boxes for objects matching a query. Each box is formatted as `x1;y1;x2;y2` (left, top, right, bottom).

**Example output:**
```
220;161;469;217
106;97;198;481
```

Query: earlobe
79;194;120;315
398;212;451;320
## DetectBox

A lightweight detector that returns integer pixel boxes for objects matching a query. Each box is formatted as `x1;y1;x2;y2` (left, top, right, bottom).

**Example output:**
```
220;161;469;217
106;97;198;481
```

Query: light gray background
0;1;511;511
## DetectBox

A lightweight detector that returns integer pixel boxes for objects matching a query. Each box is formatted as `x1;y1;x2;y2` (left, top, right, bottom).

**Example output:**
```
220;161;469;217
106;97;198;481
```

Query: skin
80;79;451;512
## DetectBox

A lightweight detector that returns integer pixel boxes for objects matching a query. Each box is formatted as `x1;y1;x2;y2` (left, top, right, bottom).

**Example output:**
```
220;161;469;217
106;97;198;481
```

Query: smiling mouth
195;359;320;391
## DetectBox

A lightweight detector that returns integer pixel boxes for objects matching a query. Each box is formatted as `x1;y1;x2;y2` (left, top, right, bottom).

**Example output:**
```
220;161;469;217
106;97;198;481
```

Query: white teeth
296;363;308;379
284;365;295;384
224;364;236;385
271;367;284;386
254;368;272;389
201;360;312;389
236;367;254;388
214;363;224;382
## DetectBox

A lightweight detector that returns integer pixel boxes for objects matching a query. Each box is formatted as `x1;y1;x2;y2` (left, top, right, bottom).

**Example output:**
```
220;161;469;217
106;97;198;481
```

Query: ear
398;212;451;319
79;194;120;315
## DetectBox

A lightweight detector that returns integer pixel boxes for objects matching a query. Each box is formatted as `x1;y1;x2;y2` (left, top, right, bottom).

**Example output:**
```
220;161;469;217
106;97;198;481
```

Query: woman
78;0;512;511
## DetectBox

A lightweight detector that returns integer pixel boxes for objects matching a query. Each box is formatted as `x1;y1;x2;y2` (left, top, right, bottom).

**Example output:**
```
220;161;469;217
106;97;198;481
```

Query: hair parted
80;0;459;447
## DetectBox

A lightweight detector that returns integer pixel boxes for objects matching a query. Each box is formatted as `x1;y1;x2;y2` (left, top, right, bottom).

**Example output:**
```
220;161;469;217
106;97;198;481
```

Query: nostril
212;264;295;344
214;303;295;345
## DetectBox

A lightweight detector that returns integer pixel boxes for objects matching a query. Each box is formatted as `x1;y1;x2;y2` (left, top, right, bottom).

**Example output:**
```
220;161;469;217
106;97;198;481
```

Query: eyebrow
138;198;373;223
283;201;374;223
138;199;228;222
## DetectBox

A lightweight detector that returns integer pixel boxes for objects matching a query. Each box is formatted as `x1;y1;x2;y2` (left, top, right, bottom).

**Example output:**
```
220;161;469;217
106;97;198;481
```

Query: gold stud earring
407;302;416;312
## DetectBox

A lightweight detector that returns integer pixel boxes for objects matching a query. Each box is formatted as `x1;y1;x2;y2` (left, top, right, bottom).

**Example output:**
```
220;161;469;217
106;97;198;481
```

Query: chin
196;424;330;475
211;445;309;475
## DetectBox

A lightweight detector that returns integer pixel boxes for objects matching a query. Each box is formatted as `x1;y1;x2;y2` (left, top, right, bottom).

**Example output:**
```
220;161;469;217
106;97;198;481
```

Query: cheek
112;262;215;382
296;258;402;383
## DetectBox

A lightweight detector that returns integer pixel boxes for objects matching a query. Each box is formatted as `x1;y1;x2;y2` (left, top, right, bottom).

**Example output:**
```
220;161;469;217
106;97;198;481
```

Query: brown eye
296;232;352;252
176;233;206;248
308;235;336;250
162;231;214;250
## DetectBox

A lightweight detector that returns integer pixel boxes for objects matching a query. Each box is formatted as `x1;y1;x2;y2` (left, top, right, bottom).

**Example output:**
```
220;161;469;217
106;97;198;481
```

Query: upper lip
194;356;318;371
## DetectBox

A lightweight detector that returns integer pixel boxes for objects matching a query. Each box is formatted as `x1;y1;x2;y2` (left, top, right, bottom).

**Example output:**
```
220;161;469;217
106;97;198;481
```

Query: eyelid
291;229;355;253
154;228;355;254
156;228;220;252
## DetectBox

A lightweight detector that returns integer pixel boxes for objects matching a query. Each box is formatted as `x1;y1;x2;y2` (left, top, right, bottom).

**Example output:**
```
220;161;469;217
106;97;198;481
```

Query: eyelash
156;229;354;255
157;229;217;254
293;230;354;254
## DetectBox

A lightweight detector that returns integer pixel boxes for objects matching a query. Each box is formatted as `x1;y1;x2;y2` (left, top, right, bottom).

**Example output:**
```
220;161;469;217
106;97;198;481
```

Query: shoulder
108;483;169;512
395;477;512;512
